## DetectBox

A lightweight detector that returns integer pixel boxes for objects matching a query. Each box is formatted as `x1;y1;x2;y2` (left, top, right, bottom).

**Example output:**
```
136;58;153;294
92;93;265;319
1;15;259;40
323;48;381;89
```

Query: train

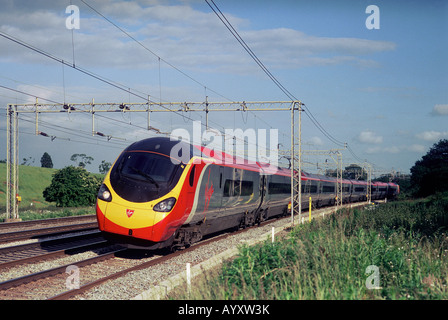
96;137;399;250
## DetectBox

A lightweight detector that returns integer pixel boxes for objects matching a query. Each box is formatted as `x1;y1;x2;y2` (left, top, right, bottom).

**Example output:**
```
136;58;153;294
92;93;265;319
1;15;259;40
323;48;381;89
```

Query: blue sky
0;0;447;176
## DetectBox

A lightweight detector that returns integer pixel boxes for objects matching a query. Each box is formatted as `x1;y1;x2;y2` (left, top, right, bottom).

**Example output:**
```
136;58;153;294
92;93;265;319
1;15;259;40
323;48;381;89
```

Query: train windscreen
109;151;182;202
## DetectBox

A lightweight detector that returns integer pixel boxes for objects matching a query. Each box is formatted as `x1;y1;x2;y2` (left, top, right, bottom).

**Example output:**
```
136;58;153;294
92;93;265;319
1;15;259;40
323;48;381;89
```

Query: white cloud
366;144;425;155
407;144;426;153
0;1;396;74
308;136;324;146
415;131;448;142
366;146;400;154
358;130;383;144
431;104;448;116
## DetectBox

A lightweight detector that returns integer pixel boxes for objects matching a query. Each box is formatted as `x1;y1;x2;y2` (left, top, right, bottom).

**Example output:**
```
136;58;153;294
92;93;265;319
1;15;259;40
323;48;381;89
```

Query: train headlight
98;184;112;202
153;197;176;212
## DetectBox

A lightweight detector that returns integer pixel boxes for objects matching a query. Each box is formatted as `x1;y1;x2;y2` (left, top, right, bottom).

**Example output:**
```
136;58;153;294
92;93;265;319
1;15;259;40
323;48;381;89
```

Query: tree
99;160;112;174
43;166;101;207
40;152;53;168
343;164;367;180
70;153;94;168
410;139;448;197
21;156;35;166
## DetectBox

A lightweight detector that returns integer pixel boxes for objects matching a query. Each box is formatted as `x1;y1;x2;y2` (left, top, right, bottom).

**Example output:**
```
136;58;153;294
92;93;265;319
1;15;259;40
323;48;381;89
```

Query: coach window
241;181;254;196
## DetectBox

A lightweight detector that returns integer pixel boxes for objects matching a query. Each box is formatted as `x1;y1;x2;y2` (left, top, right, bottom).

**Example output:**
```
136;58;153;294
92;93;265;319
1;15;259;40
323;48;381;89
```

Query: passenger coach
96;137;399;250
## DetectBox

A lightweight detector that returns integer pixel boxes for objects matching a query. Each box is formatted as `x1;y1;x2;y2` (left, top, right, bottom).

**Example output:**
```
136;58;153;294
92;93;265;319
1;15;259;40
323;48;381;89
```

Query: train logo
126;209;134;218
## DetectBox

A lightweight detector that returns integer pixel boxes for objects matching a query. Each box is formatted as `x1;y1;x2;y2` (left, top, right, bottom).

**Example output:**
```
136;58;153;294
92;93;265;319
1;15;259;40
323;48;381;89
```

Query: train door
184;164;197;214
218;166;225;214
259;175;266;204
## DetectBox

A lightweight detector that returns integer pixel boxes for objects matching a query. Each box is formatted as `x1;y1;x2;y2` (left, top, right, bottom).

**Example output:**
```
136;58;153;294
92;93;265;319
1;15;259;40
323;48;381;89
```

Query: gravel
75;217;292;300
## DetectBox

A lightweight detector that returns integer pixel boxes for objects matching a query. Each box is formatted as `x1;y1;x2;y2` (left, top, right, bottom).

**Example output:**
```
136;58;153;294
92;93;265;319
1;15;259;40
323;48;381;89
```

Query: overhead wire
0;3;277;155
205;0;364;157
0;2;350;163
79;0;233;103
0;29;212;128
78;0;278;151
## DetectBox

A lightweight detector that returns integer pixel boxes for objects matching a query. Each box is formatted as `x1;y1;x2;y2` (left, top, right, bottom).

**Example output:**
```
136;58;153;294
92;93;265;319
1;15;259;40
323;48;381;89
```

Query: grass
6;207;96;221
170;196;448;300
0;163;101;221
0;162;57;209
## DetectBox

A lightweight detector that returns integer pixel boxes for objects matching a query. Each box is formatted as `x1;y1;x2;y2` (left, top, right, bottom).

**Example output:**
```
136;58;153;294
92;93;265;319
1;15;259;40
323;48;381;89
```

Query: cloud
308;136;324;146
358;130;383;144
366;146;400;154
0;1;396;74
415;131;448;142
431;104;448;116
366;144;426;154
407;144;426;153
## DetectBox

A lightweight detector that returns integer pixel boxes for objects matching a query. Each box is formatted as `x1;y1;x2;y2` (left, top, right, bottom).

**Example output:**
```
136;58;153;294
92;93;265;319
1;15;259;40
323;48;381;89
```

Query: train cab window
117;152;178;183
110;151;183;203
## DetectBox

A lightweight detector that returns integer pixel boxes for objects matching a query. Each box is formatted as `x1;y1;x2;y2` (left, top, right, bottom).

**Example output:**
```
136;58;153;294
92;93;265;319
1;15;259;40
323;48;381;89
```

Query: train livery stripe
184;163;211;225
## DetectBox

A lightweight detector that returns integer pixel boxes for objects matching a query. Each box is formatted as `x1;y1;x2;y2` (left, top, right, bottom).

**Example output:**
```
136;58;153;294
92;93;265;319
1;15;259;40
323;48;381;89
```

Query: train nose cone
103;202;155;240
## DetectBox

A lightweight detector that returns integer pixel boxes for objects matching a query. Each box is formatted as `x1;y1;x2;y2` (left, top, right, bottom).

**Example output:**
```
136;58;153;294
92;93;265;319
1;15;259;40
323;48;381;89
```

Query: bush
43;166;102;207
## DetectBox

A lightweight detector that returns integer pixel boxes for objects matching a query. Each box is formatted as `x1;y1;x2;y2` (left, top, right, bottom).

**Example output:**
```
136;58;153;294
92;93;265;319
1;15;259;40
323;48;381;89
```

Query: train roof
123;138;399;189
124;137;199;163
197;144;291;176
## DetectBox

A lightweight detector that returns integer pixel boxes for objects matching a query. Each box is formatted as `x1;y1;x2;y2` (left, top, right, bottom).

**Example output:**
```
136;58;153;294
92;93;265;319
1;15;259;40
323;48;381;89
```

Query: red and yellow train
96;137;399;249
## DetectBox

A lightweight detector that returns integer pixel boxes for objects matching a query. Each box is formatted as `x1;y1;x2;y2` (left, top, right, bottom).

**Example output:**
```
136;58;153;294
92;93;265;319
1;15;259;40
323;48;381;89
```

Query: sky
0;0;447;176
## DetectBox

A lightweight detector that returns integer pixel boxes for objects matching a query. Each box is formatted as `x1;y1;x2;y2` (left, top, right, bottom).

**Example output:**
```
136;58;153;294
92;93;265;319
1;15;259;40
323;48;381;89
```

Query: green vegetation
3;207;95;222
171;196;448;300
40;152;53;168
0;162;57;209
410;139;448;197
1;163;104;220
43;166;102;207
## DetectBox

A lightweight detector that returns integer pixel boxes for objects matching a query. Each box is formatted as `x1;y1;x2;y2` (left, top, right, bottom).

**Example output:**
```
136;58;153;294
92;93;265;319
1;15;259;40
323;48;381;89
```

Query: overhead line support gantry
5;100;304;223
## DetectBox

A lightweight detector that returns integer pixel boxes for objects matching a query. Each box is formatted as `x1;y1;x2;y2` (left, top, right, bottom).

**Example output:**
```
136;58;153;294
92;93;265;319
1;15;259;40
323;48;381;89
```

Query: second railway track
0;215;98;244
0;202;371;300
0;214;290;300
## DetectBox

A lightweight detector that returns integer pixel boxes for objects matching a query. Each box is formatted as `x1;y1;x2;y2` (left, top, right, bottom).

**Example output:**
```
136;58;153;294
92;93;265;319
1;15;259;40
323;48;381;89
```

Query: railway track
0;215;98;244
0;215;281;300
0;202;374;300
49;230;239;300
0;230;107;268
0;215;96;232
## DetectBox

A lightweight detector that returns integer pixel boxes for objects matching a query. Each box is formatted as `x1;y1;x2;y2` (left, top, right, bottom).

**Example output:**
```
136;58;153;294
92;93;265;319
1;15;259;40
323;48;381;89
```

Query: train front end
96;137;194;249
